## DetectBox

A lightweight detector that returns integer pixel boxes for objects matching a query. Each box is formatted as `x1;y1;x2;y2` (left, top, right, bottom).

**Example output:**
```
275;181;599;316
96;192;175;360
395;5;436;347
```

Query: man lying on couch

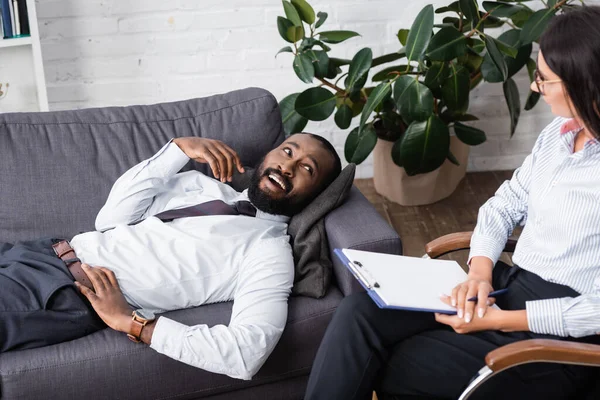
0;133;340;380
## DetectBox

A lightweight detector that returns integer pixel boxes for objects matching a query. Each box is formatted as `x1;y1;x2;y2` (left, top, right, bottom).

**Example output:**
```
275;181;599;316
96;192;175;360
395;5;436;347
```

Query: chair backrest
0;87;284;242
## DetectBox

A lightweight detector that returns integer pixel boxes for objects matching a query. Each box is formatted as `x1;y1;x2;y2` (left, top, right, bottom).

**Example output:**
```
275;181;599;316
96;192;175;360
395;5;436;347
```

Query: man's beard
247;164;307;217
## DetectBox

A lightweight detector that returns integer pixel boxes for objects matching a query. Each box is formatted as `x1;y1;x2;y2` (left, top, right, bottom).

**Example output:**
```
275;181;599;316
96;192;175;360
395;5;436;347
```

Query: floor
353;170;520;267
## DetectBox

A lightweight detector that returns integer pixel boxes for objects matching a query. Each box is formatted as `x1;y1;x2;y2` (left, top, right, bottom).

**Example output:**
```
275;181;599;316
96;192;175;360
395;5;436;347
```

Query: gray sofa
0;87;401;400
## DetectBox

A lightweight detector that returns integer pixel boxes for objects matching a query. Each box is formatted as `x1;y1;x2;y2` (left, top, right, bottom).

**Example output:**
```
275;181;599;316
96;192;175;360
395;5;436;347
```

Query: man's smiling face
248;134;336;216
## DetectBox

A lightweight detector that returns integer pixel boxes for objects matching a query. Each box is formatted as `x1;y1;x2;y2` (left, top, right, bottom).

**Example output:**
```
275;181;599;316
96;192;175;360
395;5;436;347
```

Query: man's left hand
435;295;503;334
75;264;133;333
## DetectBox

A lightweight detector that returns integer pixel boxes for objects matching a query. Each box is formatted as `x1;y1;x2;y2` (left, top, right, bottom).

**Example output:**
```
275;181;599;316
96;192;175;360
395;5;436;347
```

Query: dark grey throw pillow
288;164;355;298
230;164;356;298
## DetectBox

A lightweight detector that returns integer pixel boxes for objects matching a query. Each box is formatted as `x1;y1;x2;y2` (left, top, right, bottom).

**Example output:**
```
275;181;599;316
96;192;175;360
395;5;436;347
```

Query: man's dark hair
540;5;600;138
302;132;342;189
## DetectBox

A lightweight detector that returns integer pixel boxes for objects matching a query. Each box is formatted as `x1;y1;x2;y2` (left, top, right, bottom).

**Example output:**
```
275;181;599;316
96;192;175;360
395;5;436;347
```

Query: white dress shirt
69;141;294;380
469;117;600;338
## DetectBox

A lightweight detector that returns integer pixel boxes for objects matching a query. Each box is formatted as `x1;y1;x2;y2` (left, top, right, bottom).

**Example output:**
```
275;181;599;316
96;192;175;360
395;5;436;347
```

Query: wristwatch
127;309;156;343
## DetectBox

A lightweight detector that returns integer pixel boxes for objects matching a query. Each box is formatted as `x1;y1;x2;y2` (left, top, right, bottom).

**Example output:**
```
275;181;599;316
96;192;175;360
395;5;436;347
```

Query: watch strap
127;312;148;343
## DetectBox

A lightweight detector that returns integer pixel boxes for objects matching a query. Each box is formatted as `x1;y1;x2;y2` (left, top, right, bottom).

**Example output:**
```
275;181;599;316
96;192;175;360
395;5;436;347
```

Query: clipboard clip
347;260;380;289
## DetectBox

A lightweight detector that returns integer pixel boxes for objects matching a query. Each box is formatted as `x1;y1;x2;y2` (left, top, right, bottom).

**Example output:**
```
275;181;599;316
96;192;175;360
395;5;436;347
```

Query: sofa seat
0;287;343;400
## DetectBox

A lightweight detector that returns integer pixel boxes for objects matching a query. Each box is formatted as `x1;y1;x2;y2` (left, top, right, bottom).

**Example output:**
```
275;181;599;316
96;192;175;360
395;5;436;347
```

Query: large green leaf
334;105;353;129
295;87;336;121
393;75;434;124
318;30;360;44
492;37;518;58
426;27;467;61
503;77;521;137
482;1;525;18
511;8;534;29
524;90;540;111
359;81;393;134
291;0;315;24
424;62;448;91
315;11;327;29
435;2;460;14
393;116;450;175
520;8;556;45
372;51;406;68
459;0;480;27
526;57;537;81
288;25;305;42
441;65;470;113
483;35;508;82
344;125;377;164
346;48;373;92
406;4;435;62
280;93;308;136
454;121;486;145
275;46;293;58
481;29;532;83
293;53;315;83
277;17;295;43
397;29;409;46
372;65;412;82
282;1;302;26
311;50;330;78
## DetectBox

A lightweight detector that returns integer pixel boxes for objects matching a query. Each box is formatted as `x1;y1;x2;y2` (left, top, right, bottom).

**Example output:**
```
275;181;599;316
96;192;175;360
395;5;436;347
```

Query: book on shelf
1;0;29;39
1;0;13;39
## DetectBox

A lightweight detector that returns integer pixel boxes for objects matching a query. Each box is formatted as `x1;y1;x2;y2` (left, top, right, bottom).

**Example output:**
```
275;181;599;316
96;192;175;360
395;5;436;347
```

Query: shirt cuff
526;298;567;337
149;316;188;357
147;139;191;177
467;235;505;267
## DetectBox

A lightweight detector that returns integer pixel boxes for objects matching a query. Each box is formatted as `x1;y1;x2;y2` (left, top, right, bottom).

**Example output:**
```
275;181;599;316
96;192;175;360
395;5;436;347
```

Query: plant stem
554;0;569;8
317;78;345;94
334;73;349;88
458;12;464;32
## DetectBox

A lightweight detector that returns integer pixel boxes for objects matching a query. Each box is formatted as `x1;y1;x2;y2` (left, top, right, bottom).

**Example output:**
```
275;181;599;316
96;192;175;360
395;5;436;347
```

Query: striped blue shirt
469;117;600;338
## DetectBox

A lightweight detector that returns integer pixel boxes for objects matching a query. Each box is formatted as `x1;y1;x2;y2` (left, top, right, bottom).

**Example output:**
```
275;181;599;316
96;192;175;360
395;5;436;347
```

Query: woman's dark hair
540;5;600;138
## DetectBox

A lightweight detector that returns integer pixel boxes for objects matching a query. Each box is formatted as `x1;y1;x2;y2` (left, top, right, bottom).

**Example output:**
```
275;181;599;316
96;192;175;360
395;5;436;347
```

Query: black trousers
0;238;105;352
305;262;600;400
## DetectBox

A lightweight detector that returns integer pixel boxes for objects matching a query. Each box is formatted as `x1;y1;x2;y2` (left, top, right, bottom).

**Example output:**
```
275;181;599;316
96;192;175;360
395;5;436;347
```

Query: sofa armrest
324;186;402;296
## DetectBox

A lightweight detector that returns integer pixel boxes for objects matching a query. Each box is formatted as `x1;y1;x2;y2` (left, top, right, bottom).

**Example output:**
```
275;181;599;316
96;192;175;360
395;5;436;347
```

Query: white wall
4;0;592;177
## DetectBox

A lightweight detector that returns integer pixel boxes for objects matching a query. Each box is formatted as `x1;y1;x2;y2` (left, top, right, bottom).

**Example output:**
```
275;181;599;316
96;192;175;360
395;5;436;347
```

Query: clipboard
335;248;471;314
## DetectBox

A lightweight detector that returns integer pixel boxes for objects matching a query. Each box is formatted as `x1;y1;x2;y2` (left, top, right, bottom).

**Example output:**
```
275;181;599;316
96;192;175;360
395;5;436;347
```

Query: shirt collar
240;189;290;223
560;118;583;135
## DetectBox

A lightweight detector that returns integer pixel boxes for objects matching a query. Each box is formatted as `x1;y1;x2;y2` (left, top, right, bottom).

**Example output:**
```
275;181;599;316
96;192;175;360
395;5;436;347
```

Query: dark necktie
153;200;257;222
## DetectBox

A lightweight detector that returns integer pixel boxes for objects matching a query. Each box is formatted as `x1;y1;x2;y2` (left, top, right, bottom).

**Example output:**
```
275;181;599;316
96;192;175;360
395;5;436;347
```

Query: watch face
135;309;155;321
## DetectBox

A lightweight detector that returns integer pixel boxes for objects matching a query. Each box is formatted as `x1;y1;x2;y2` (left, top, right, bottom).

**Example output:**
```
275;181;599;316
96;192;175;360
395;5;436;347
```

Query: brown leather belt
52;240;94;290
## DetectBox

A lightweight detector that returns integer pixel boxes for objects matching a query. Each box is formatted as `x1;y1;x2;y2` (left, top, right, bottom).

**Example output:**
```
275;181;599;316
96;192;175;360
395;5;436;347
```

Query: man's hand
75;264;133;333
173;137;244;183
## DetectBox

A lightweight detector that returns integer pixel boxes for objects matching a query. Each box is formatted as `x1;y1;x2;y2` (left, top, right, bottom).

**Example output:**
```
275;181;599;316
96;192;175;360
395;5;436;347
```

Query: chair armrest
325;186;402;296
424;231;518;259
485;339;600;372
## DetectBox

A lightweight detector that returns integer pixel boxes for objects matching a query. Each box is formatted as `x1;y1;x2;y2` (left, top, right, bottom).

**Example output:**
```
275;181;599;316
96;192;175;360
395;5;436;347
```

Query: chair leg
458;366;495;400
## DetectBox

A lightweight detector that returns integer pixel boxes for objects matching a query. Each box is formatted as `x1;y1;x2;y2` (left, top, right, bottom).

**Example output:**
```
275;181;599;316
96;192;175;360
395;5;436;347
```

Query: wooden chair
423;232;600;400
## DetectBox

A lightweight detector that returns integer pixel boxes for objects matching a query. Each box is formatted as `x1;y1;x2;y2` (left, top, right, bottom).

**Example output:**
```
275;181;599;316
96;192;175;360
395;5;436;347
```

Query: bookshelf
0;0;48;111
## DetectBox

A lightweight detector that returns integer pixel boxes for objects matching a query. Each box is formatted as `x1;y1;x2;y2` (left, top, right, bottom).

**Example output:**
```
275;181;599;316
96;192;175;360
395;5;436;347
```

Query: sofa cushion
0;287;343;400
0;87;284;243
288;163;356;298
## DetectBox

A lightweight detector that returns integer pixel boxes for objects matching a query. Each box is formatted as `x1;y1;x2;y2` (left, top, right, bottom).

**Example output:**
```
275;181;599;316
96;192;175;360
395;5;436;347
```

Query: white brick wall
4;0;597;177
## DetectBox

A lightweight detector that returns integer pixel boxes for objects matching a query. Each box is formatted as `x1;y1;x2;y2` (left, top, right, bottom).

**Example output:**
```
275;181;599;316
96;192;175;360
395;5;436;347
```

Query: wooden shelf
0;36;33;49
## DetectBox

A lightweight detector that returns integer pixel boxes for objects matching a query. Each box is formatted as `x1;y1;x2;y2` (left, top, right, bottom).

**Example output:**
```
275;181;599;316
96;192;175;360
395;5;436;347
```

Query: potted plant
276;0;576;205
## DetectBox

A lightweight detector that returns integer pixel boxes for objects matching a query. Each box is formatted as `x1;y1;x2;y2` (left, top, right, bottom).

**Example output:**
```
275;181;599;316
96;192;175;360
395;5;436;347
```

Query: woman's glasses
534;69;562;95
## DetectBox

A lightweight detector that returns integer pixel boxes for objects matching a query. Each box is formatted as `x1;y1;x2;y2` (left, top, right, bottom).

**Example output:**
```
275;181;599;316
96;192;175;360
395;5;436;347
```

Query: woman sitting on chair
305;5;600;400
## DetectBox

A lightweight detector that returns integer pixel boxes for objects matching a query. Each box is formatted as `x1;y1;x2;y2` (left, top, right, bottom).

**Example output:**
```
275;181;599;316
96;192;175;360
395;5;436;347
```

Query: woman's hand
173;137;244;183
435;296;503;333
450;277;495;323
436;295;529;334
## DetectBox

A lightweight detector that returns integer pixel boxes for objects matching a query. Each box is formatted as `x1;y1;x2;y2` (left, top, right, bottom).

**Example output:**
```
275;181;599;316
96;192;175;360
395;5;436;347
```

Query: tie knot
234;200;257;217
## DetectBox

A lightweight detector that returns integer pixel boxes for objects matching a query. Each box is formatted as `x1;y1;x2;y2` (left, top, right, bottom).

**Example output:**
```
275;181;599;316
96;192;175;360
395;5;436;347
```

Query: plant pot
372;135;469;206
